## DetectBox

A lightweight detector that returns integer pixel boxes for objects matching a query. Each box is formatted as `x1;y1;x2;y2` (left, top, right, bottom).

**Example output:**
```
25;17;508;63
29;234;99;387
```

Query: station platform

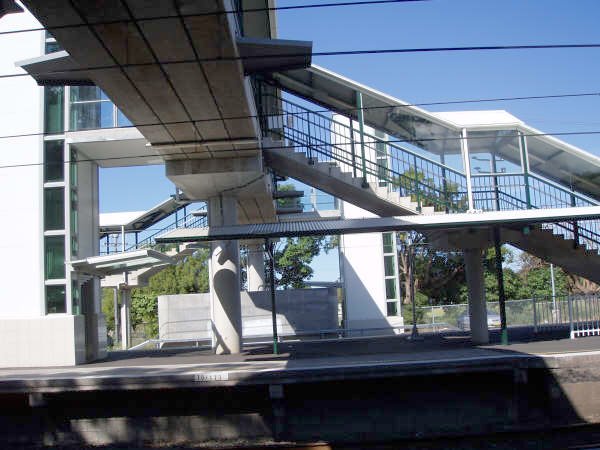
2;328;600;394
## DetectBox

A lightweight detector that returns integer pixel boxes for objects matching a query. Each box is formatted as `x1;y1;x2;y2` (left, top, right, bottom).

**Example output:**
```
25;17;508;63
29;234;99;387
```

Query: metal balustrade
258;89;600;255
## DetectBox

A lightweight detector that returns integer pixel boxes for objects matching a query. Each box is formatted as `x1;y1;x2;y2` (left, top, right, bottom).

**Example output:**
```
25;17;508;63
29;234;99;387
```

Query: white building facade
332;114;404;332
0;8;108;366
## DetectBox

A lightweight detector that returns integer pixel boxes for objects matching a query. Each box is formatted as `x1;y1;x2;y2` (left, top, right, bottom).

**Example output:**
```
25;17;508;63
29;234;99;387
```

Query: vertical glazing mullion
349;119;357;178
356;91;368;187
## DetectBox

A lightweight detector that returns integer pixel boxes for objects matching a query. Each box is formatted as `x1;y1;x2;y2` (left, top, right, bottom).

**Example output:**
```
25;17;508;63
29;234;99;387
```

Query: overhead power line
0;0;428;36
2;130;600;171
1;90;599;142
1;43;600;80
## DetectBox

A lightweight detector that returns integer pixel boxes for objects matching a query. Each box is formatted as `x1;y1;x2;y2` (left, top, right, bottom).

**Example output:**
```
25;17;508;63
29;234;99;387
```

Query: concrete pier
246;241;266;292
208;196;242;354
464;247;489;344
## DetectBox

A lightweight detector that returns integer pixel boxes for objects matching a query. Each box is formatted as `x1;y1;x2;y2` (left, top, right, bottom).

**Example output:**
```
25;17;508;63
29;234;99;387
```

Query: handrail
259;87;600;252
267;94;469;212
125;212;208;252
278;93;466;178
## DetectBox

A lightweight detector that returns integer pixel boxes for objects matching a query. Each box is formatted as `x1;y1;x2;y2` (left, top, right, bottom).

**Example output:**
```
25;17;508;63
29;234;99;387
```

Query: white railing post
568;295;575;339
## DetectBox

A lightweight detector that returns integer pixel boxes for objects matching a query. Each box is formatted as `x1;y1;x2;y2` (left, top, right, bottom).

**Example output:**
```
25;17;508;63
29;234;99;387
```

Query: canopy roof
99;196;191;235
270;65;600;201
71;249;173;277
155;206;600;243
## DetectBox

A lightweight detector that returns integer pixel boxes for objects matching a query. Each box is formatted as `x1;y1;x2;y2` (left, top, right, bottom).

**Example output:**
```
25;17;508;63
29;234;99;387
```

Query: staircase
259;91;600;284
264;144;432;217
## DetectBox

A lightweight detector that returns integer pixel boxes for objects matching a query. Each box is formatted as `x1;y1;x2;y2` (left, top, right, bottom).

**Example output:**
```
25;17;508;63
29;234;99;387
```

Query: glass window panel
44;140;64;182
44;86;64;134
46;285;66;314
70;149;78;187
385;278;397;300
44;188;64;230
70;86;105;102
384;255;396;277
117;109;133;127
386;300;398;317
44;41;62;54
72;281;81;315
70;101;114;130
382;232;394;254
45;236;65;279
468;130;522;175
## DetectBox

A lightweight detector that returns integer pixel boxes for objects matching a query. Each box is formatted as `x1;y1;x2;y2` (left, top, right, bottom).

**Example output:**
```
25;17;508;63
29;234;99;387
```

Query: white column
247;242;266;292
464;247;489;344
460;128;475;211
208;195;242;354
120;285;131;350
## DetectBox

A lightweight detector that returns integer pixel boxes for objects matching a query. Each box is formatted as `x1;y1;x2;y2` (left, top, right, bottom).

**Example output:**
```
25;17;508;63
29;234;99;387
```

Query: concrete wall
158;288;338;340
340;202;404;331
0;315;86;367
0;7;45;317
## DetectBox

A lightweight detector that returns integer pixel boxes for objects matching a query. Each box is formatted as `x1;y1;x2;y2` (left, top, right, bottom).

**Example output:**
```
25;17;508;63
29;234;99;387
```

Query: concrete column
208;195;242;354
247;242;266;291
464;248;489;344
120;285;131;350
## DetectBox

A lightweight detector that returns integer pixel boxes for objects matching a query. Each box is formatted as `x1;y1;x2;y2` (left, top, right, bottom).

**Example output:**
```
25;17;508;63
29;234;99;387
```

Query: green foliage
274;235;337;289
521;265;568;298
101;288;115;335
394;167;467;212
275;183;301;209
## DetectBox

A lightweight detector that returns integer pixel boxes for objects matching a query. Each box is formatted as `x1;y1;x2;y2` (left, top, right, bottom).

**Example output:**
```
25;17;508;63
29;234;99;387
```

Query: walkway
2;329;600;393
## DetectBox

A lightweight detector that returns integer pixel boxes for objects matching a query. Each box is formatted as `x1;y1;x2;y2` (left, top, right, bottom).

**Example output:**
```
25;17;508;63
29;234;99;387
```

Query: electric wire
2;43;600;80
0;0;429;37
1;90;600;142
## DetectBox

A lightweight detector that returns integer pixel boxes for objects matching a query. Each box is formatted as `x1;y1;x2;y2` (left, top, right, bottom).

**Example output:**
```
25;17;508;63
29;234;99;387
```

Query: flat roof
70;249;173;276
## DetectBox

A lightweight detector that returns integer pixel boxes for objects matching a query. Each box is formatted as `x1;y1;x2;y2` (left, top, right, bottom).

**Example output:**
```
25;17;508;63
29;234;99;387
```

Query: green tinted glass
44;140;64;182
385;278;397;300
44;86;64;134
386;301;398;317
45;236;65;279
46;285;66;314
44;188;64;230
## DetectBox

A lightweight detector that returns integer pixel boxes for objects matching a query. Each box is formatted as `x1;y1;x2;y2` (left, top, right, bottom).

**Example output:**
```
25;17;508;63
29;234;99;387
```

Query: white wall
339;202;390;329
0;315;86;367
0;7;45;317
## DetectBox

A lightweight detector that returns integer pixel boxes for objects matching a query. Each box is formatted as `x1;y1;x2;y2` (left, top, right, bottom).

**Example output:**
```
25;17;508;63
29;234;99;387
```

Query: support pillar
113;287;119;345
119;284;131;350
246;242;266;292
464;247;489;344
209;196;242;354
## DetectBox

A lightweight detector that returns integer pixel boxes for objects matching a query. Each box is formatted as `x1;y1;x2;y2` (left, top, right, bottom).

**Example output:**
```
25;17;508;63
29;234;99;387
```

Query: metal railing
409;295;600;339
257;88;600;254
262;93;469;213
127;212;208;252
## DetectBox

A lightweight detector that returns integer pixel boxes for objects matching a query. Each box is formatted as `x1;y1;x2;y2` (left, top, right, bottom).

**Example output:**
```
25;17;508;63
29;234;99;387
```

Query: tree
274;235;337;289
396;232;465;306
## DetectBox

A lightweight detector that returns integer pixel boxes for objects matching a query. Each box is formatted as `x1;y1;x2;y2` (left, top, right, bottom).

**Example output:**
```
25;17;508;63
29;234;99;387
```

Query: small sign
193;372;229;382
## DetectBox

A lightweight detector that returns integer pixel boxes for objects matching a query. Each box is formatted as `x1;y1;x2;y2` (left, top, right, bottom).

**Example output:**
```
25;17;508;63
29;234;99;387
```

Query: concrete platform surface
2;329;600;393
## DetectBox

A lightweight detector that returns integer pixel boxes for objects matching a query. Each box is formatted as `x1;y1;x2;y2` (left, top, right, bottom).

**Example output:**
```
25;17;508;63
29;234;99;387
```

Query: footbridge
20;0;600;351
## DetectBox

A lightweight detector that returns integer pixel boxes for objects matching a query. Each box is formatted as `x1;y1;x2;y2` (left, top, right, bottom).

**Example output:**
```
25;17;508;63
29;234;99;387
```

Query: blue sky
100;0;600;279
